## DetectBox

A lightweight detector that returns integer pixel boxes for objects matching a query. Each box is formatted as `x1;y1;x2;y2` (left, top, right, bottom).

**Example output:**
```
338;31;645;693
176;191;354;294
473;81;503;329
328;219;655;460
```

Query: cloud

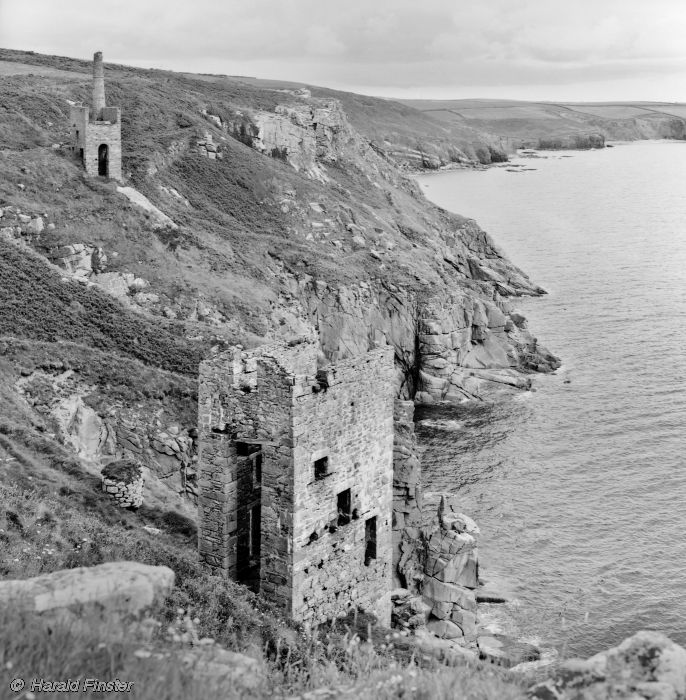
1;0;686;99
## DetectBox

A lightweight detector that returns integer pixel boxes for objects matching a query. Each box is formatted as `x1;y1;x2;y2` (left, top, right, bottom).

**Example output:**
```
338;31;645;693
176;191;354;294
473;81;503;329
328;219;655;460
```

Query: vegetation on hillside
0;48;564;696
0;240;202;375
0;477;529;699
400;98;686;149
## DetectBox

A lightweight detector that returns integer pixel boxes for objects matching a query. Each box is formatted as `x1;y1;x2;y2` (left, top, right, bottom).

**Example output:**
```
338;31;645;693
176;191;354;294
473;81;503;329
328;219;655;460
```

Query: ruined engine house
198;341;395;625
70;51;122;181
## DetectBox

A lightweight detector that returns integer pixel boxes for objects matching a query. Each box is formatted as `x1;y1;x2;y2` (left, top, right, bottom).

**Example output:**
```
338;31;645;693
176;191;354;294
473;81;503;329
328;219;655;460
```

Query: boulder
427;619;464;640
27;216;45;234
413;628;477;662
478;635;509;665
391;589;431;630
529;631;686;700
479;634;540;668
181;647;262;691
0;562;174;617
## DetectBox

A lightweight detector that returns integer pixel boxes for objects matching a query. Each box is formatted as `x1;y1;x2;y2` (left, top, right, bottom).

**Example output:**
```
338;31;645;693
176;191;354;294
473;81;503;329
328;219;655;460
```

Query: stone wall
198;341;394;625
83;117;122;181
198;342;320;597
69;101;122;181
196;131;223;160
101;474;144;509
69;105;88;157
290;346;395;625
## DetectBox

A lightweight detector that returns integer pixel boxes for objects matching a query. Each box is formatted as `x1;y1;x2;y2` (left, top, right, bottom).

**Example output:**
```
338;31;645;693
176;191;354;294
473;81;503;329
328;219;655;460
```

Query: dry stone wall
101;474;144;509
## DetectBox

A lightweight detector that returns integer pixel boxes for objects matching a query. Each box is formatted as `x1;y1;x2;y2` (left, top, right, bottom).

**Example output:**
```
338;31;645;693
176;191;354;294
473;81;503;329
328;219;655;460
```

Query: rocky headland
399;98;686;157
0;48;678;697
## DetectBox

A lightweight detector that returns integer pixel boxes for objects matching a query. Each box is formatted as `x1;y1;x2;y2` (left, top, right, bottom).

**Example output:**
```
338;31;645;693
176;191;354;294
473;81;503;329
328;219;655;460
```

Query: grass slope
0;239;202;375
0;48;551;695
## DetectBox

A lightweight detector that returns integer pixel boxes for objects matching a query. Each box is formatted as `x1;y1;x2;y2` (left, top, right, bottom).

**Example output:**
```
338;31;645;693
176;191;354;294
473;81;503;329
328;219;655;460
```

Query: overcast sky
2;0;686;101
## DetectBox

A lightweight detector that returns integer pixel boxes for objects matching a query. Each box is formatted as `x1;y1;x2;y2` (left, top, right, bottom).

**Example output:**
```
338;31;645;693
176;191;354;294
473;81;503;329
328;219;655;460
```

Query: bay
415;141;686;657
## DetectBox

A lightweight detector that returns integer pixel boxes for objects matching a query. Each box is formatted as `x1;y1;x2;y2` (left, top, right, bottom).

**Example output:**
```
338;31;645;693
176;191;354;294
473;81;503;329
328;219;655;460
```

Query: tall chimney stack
92;51;106;119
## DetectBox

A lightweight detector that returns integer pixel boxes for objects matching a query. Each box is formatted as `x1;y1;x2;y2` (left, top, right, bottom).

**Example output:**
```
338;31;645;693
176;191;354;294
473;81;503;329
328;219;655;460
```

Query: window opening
337;488;351;526
98;143;109;177
364;516;377;565
314;456;329;480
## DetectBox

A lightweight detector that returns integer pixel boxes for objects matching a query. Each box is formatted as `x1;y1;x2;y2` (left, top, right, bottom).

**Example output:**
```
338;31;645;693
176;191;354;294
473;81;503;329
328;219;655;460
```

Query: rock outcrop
529;631;686;700
251;101;354;181
48;242;107;279
13;359;198;508
393;493;481;651
292;273;558;402
392;400;423;583
196;130;223;160
416;288;559;403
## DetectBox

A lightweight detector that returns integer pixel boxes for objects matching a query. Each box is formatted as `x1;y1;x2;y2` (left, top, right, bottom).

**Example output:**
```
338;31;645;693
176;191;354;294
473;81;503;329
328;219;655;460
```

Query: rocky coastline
2;48;683;697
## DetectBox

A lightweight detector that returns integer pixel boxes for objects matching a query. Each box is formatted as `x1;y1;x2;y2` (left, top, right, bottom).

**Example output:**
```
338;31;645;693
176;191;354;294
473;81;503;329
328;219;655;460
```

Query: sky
1;0;686;102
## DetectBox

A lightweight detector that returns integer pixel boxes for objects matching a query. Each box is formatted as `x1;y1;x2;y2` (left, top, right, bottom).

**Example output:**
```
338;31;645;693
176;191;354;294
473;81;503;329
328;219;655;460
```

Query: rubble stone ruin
198;340;395;625
70;51;122;180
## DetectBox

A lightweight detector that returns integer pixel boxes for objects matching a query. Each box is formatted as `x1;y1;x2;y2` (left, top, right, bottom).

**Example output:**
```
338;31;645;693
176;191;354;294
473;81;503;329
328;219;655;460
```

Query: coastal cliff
399;98;686;155
0;48;558;417
0;49;561;579
3;47;686;699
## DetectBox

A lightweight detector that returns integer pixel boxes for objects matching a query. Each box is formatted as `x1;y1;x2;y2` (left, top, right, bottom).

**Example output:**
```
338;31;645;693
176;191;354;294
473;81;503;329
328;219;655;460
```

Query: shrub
101;459;143;483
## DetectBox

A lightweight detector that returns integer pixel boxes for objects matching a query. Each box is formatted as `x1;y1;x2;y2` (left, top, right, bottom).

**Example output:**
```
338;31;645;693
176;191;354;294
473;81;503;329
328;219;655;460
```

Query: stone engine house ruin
70;51;122;181
198;341;395;625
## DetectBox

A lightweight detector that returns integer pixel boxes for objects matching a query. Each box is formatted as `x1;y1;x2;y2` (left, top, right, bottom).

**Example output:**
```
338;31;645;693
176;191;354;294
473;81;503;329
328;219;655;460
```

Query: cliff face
214;93;558;398
0;49;559;517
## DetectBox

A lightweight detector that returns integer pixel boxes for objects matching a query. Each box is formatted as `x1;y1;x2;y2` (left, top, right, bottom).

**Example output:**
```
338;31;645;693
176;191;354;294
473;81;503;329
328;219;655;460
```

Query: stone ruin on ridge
70;51;122;180
198;340;396;625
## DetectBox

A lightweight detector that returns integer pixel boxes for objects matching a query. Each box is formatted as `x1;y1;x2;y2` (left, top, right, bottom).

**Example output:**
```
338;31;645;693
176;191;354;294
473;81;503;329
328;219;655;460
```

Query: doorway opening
98;143;109;177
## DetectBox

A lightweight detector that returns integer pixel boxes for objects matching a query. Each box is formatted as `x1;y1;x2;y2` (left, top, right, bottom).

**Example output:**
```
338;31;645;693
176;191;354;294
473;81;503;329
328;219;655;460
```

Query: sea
415;141;686;658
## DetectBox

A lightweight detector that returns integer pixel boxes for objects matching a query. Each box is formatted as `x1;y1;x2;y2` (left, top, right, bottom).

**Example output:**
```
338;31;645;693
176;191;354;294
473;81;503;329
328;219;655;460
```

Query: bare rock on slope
116;186;178;230
0;561;174;617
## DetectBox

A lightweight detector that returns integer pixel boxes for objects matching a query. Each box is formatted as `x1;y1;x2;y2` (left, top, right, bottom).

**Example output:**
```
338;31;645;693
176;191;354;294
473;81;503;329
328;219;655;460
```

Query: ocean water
415;141;686;657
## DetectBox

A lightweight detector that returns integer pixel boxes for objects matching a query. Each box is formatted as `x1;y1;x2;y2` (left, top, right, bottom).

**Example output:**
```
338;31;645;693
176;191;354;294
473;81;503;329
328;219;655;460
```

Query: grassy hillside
400;98;686;150
0;430;529;699
0;47;562;696
0;240;202;375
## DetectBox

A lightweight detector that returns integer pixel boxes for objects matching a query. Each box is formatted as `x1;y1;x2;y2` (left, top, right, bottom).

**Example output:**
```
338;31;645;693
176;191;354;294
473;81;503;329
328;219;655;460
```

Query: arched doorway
98;144;109;177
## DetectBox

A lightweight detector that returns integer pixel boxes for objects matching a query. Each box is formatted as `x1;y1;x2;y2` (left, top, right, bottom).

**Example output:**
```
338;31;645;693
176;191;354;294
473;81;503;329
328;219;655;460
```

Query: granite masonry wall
83;117;122;180
198;341;395;625
69;52;123;182
290;346;395;624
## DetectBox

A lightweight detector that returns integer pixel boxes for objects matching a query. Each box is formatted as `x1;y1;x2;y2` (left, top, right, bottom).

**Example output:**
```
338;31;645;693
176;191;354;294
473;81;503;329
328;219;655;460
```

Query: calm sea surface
415;141;686;657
